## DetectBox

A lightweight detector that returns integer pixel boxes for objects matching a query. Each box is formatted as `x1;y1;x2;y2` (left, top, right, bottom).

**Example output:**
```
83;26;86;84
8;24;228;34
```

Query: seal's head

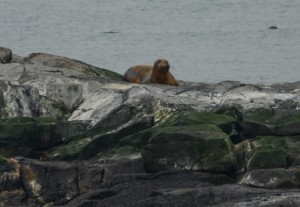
153;59;170;74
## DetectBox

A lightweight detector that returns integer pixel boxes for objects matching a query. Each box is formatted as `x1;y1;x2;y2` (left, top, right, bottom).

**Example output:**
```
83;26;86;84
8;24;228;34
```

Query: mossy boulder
247;147;287;171
242;108;300;138
164;112;236;134
247;135;300;169
142;124;236;173
0;117;91;158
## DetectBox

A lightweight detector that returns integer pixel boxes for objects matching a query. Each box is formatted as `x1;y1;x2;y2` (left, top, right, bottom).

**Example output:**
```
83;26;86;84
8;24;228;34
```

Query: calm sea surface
1;0;300;83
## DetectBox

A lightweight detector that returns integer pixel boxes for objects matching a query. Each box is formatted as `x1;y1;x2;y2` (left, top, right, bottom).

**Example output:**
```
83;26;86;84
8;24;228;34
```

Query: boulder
0;117;91;158
0;47;12;63
48;104;154;160
241;107;300;138
238;135;300;188
247;135;300;169
247;147;287;171
142;124;236;173
240;168;300;188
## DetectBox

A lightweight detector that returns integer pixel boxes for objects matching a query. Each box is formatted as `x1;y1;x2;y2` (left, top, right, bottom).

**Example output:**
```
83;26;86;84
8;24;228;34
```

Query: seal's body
123;59;179;86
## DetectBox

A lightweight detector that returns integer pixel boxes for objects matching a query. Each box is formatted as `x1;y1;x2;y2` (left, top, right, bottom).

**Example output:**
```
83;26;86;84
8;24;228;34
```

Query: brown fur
123;59;179;86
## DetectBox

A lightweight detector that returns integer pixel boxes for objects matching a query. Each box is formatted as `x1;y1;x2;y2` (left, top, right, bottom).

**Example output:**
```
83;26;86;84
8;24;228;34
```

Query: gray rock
11;53;25;64
0;80;40;118
46;83;83;113
24;52;122;79
239;168;300;188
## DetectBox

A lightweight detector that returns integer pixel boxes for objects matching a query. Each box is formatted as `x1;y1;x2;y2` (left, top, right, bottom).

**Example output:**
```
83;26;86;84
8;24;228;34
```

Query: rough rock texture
1;47;300;206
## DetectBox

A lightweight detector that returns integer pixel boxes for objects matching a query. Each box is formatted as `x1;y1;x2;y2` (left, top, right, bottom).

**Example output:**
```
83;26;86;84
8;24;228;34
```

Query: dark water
1;0;300;83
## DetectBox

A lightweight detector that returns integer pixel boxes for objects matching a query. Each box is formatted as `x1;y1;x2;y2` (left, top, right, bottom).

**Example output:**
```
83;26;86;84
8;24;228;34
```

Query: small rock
0;47;12;64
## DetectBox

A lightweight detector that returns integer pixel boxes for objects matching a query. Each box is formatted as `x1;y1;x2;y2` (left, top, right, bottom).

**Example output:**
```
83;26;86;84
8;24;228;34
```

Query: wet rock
0;47;12;63
142;124;236;173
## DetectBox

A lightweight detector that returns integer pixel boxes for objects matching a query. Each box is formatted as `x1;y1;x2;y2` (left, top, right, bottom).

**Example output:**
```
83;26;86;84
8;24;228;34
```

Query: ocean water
1;0;300;83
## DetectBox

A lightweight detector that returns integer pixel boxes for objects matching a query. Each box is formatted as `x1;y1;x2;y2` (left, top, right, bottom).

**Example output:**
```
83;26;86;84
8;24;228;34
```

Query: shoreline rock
1;47;300;206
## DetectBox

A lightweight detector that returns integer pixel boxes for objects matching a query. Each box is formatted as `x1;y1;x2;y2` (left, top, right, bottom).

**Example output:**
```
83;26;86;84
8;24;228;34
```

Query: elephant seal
123;59;179;86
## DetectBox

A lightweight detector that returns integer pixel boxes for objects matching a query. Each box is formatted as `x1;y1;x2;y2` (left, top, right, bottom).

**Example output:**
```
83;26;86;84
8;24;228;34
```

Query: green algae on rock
164;111;236;134
247;135;300;170
142;124;236;173
242;108;300;138
0;117;91;158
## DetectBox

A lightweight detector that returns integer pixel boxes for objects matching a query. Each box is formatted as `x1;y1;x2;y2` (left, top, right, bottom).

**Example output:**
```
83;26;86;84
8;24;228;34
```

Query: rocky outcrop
1;47;300;206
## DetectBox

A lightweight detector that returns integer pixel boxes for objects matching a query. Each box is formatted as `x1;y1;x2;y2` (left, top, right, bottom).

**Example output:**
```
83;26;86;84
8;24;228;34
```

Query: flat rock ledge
1;48;300;206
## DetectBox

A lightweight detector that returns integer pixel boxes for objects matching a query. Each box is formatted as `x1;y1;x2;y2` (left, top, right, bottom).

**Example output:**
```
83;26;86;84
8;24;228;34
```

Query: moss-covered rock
119;128;156;149
0;117;91;158
247;135;300;169
142;124;236;173
48;105;154;160
165;112;236;134
242;108;300;138
247;147;287;171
